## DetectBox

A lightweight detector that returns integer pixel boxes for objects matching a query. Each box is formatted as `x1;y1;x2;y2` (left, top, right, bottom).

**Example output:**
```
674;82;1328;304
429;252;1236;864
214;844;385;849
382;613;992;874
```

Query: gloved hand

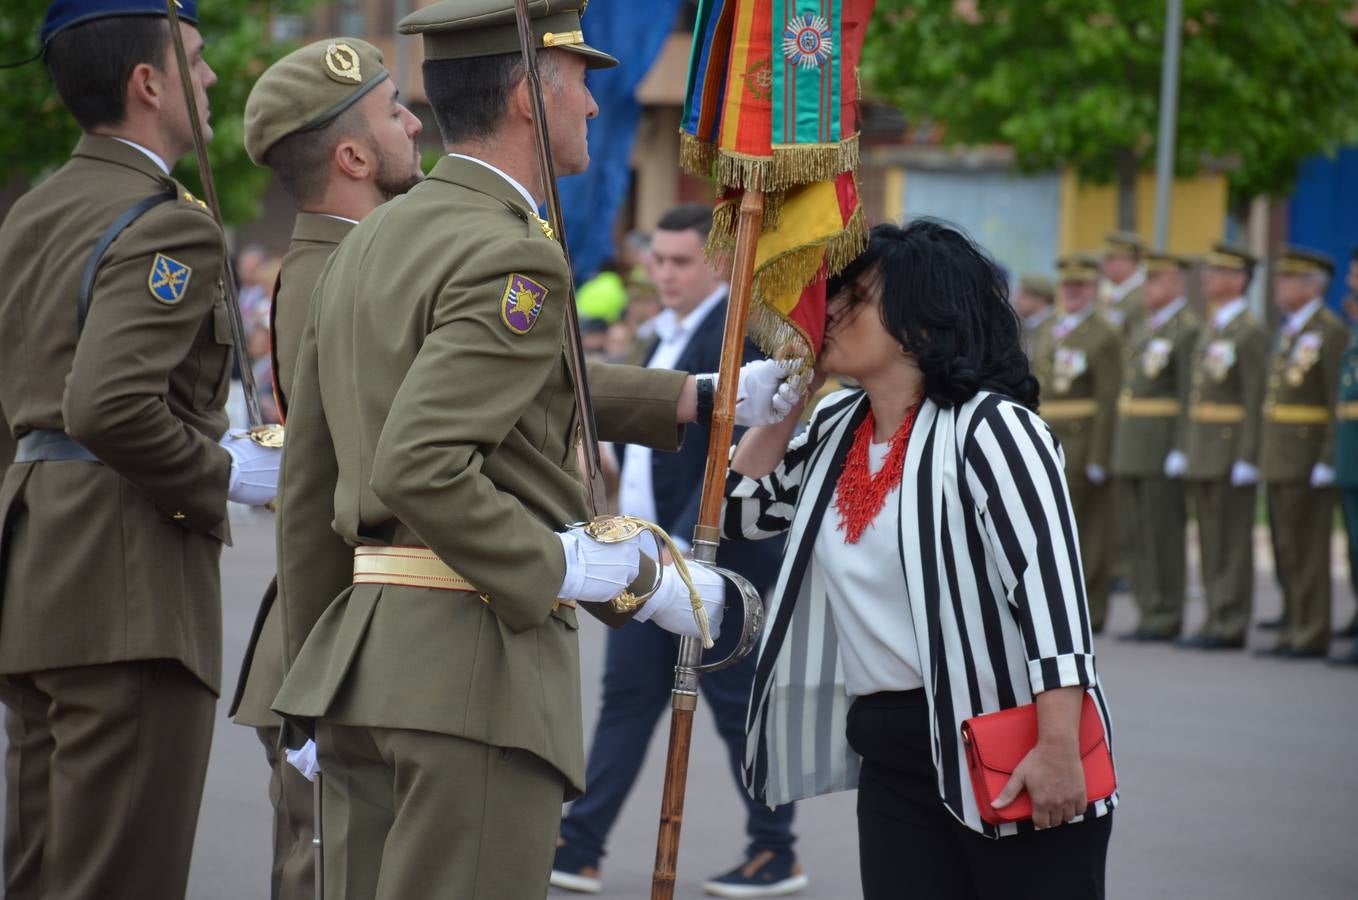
1230;460;1260;487
1084;464;1107;486
220;432;282;506
1310;462;1336;488
634;560;725;641
557;527;650;604
707;359;797;428
1163;450;1188;479
285;739;320;782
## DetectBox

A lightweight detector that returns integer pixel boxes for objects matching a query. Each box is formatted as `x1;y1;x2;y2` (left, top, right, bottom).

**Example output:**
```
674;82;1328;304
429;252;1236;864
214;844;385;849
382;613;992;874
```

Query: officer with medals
1100;230;1148;336
1040;252;1122;632
268;1;795;896
1178;243;1268;651
1256;247;1348;659
0;3;280;897
1014;272;1056;362
230;38;424;900
1333;246;1358;666
1113;253;1199;641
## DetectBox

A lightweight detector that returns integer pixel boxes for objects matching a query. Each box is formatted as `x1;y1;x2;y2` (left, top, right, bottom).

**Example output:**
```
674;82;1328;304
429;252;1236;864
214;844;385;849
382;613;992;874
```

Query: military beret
41;0;196;46
244;38;389;165
1103;231;1145;257
1145;251;1190;274
1275;245;1334;278
399;0;617;69
1018;274;1055;301
1056;253;1101;283
1203;241;1257;272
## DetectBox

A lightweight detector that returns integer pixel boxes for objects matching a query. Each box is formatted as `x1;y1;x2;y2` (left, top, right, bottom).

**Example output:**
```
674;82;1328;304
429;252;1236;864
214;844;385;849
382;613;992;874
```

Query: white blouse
813;440;925;697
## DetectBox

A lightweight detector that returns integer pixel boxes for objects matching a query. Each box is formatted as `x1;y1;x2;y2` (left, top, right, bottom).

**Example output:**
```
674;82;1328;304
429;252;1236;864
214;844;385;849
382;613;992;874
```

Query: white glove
220;432;281;506
285;739;320;782
1230;460;1259;487
1311;462;1336;488
1084;464;1107;486
713;359;796;427
634;560;725;641
557;527;649;604
1163;450;1188;479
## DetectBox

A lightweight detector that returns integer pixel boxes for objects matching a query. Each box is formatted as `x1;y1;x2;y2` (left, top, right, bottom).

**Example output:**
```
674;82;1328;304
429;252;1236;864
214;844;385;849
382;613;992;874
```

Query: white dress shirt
447;153;538;210
1107;268;1146;304
114;137;170;175
1283;297;1324;338
1148;296;1187;332
618;287;727;532
1052;303;1097;341
1212;296;1248;331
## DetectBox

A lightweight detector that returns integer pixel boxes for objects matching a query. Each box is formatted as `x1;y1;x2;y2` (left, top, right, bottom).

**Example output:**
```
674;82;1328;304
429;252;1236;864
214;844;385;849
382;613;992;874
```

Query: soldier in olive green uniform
230;38;424;900
1101;231;1147;337
1112;253;1198;640
0;4;280;897
1179;244;1269;650
1015;273;1056;367
1041;253;1122;631
270;2;791;896
1256;248;1348;658
1332;247;1358;665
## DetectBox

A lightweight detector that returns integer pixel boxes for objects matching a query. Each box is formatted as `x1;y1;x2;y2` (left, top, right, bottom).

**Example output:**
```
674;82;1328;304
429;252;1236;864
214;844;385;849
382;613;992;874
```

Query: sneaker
549;842;602;894
702;850;808;898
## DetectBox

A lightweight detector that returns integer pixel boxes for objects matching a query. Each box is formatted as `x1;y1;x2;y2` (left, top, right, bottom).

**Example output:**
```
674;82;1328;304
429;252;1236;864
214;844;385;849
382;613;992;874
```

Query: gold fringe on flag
709;136;860;193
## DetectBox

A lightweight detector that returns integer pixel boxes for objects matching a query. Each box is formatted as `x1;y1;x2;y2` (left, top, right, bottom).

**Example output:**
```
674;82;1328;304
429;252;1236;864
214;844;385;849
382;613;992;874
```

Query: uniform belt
1190;403;1246;424
351;546;575;608
1265;404;1330;425
1040;399;1099;420
14;429;100;463
1338;402;1358;421
1117;397;1181;418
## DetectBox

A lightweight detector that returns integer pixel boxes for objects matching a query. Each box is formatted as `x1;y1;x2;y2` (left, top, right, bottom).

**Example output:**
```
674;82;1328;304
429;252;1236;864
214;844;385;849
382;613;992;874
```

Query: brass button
172;512;186;520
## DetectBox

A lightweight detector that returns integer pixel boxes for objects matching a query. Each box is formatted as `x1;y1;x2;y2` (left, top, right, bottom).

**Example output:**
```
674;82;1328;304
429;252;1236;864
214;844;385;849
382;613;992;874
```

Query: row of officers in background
1014;232;1358;665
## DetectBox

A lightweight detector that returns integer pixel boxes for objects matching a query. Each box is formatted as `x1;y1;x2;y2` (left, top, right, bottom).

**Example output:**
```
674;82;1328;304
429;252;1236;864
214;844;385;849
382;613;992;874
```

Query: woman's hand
991;740;1086;829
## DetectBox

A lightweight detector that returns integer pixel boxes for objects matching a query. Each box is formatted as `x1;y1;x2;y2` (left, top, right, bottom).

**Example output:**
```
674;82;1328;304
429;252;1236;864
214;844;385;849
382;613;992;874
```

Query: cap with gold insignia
1145;251;1190;274
1275;245;1334;278
1056;253;1101;283
399;0;617;69
1103;231;1145;258
1018;274;1055;301
244;38;389;165
1203;241;1257;273
41;0;197;46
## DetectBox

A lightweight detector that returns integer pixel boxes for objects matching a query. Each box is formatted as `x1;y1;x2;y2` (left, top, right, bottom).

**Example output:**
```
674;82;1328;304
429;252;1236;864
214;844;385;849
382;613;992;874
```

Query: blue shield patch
148;253;192;305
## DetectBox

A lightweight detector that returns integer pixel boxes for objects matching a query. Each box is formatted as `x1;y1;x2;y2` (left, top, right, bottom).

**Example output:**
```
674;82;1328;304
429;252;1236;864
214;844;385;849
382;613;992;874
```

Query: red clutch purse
960;692;1116;826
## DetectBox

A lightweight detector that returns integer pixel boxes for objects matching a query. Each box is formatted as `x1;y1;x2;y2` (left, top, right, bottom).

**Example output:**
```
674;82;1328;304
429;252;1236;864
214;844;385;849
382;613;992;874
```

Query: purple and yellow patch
500;273;549;335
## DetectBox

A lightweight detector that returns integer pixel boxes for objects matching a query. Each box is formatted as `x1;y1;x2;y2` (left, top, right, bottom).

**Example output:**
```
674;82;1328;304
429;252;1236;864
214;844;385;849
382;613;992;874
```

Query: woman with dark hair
725;220;1115;898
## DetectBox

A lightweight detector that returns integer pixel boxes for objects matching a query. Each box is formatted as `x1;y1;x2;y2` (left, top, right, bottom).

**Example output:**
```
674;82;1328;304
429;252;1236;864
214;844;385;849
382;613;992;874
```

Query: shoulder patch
148;253;193;304
500;273;549;335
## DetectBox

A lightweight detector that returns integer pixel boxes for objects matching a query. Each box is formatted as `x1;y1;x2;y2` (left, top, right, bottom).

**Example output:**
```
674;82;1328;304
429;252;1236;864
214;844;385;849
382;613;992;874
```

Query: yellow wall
1058;170;1228;255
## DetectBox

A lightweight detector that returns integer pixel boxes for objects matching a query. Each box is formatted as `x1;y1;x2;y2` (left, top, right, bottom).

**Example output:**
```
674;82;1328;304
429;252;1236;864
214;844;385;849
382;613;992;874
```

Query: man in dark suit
552;205;802;898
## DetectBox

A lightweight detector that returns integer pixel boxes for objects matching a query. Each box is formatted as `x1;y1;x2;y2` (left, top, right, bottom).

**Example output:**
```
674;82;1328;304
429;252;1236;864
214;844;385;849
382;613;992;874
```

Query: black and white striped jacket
723;388;1117;836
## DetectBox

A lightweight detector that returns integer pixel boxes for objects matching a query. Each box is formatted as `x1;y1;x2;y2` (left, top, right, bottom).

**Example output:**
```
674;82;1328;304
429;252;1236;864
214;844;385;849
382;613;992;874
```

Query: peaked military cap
1275;245;1334;278
1056;253;1101;283
1203;241;1257;272
244;38;389;165
399;0;618;69
1103;230;1145;257
1018;274;1055;301
41;0;197;46
1145;251;1190;274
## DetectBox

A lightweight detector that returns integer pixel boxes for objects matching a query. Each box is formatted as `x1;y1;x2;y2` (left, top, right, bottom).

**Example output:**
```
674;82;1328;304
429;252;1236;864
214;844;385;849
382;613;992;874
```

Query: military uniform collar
1107;267;1146;303
433;153;539;216
1148;296;1187;332
72;134;175;186
1283;297;1324;337
1024;307;1053;331
291;211;356;245
1212;296;1248;331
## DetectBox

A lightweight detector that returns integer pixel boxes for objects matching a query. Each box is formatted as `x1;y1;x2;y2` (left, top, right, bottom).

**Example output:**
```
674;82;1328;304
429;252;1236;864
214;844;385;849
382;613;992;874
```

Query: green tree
862;0;1358;228
1;0;315;225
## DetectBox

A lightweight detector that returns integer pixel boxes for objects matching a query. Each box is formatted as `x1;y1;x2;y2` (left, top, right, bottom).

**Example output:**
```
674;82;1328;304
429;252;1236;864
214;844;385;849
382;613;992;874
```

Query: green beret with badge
244;37;390;165
398;0;618;68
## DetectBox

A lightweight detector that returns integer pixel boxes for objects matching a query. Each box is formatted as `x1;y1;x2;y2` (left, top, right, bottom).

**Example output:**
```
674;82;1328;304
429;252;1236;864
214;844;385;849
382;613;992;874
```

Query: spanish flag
681;0;875;373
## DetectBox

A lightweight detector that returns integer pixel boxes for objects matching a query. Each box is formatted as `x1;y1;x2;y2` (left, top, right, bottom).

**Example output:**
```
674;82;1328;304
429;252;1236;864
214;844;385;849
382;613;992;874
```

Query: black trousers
847;690;1111;900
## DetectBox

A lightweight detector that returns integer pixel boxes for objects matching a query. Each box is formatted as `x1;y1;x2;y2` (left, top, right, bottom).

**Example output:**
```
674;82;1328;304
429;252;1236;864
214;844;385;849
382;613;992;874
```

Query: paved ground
7;515;1358;898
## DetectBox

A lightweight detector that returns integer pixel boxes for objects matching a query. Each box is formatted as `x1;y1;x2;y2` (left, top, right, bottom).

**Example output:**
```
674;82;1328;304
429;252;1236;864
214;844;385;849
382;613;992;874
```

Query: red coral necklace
835;402;921;544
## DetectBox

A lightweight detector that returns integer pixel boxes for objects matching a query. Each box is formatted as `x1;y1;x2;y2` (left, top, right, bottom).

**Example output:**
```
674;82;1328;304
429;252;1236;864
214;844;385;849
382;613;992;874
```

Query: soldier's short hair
423;49;561;146
45;17;169;132
655;204;714;243
263;103;370;207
